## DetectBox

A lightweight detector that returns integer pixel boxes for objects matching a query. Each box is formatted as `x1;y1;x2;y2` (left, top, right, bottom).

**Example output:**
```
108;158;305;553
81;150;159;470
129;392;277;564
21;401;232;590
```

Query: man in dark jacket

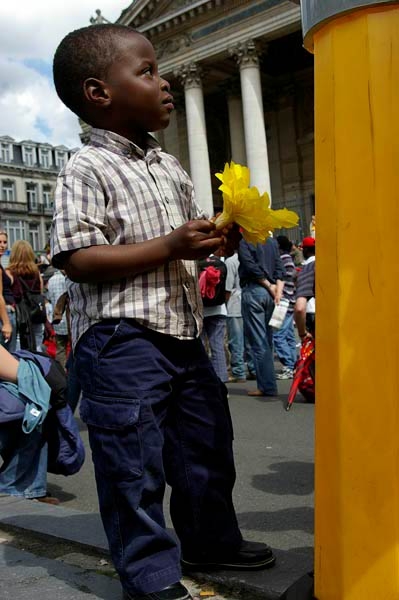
238;237;286;396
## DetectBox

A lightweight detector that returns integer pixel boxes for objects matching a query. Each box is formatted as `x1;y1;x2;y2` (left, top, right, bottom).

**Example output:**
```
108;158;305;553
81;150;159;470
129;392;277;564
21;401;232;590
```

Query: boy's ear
83;78;111;107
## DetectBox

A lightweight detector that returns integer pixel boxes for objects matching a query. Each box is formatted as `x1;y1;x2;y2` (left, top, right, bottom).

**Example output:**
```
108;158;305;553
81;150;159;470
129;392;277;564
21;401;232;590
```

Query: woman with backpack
7;240;46;352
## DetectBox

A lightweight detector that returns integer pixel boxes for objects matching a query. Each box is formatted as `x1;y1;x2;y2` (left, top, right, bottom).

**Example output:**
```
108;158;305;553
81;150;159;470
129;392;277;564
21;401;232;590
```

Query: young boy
51;24;275;600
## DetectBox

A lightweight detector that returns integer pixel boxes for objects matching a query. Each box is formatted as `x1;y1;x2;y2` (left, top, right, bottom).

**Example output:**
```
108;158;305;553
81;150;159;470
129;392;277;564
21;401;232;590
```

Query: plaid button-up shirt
51;129;204;348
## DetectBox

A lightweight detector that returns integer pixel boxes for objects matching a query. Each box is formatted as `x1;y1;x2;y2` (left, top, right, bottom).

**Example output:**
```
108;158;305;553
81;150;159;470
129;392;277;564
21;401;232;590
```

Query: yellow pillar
302;1;399;598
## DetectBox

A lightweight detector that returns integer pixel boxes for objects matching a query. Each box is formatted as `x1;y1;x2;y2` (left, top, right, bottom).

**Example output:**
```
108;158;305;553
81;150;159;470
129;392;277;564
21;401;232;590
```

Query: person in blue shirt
0;346;60;504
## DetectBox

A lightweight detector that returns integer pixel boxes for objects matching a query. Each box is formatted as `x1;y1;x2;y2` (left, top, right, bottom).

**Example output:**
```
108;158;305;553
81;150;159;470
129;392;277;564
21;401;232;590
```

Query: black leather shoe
181;540;276;571
123;582;193;600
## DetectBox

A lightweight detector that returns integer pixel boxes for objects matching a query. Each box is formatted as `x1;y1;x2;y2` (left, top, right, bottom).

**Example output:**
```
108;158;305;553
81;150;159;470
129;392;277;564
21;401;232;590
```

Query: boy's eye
143;66;153;75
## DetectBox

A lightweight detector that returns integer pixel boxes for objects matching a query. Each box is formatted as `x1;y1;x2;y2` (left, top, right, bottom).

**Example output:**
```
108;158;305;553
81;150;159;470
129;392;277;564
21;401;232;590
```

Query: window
29;223;40;251
42;185;53;210
5;220;26;246
23;146;35;166
39;148;51;168
0;142;12;163
1;180;15;202
26;183;38;210
55;151;65;169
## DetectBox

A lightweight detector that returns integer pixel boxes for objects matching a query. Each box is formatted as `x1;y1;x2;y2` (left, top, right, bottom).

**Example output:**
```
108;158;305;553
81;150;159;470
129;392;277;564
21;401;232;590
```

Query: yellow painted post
301;1;399;598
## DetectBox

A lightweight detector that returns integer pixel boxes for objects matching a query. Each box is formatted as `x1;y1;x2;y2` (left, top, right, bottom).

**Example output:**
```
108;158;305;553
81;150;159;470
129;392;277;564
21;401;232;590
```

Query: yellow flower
214;161;299;244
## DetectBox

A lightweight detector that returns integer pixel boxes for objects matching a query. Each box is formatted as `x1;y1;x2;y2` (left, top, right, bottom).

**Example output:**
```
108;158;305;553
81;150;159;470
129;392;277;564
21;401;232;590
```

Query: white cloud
0;0;130;147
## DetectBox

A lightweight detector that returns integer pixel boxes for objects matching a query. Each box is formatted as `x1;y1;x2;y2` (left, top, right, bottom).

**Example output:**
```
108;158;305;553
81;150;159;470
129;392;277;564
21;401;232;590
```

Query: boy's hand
217;222;242;257
166;219;223;260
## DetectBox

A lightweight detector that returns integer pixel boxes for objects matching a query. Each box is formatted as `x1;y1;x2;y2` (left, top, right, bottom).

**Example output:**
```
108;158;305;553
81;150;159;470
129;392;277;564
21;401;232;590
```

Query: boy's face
104;33;173;138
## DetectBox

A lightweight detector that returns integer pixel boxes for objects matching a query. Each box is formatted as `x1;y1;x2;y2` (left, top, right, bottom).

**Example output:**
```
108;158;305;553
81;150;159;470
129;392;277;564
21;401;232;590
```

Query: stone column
227;92;247;165
229;40;271;198
175;63;213;217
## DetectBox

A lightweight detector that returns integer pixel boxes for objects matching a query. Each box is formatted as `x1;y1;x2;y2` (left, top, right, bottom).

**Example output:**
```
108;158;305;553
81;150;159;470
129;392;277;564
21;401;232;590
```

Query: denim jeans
0;421;48;498
273;312;297;370
201;315;229;382
16;323;44;353
226;317;246;379
241;283;277;395
0;307;17;353
75;319;241;596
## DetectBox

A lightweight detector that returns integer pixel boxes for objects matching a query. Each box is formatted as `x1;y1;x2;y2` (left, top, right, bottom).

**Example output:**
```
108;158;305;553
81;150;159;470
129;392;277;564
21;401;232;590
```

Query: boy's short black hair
276;235;293;253
53;24;140;121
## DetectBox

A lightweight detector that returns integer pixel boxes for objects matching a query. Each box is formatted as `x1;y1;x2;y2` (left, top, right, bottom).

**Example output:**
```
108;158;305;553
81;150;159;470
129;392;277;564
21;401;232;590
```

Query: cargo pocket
80;395;143;481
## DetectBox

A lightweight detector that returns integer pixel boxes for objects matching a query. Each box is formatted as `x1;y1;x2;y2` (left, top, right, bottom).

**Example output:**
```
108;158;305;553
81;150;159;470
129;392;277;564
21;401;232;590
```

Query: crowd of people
197;234;315;395
0;230;82;405
0;22;317;600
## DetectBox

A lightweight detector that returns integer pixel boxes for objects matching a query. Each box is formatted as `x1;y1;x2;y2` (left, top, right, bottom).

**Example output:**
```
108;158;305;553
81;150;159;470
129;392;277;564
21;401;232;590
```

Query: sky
0;0;131;149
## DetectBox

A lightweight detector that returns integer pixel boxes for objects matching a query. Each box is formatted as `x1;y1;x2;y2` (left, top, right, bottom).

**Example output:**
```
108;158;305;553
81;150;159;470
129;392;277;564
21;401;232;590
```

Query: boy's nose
160;78;170;92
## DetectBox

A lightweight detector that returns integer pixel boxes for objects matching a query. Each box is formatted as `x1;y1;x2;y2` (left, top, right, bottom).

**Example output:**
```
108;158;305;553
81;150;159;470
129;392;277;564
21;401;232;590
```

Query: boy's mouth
162;95;174;111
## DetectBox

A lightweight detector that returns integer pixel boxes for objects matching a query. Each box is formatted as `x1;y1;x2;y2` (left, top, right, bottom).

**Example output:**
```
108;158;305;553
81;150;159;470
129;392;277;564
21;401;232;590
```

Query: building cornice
0;163;59;178
117;0;224;30
158;3;300;75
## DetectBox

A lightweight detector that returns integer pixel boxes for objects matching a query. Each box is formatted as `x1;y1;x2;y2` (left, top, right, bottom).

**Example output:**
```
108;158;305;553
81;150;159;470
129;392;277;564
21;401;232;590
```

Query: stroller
286;337;315;411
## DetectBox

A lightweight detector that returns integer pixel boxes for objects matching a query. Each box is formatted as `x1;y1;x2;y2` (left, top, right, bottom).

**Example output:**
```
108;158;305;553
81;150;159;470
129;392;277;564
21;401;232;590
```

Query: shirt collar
304;255;315;265
89;128;162;159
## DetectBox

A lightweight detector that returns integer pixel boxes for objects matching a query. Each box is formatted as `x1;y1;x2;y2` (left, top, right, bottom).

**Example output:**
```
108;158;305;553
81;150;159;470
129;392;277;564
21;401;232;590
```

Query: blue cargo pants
75;318;242;596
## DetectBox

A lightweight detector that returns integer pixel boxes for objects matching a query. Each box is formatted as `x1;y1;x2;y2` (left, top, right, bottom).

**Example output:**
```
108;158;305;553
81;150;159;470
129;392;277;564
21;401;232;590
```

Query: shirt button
165;197;169;203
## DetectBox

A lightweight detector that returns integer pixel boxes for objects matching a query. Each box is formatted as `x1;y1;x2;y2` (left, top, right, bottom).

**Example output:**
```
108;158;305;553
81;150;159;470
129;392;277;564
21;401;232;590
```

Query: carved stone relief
154;34;192;60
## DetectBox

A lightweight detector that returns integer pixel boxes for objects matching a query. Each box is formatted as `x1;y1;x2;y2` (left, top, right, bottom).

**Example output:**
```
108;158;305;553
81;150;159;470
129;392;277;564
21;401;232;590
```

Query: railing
0;201;28;213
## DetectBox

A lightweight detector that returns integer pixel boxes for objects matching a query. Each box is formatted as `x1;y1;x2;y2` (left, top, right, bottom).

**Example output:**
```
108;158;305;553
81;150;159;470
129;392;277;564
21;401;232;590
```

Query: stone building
115;0;313;239
0;136;77;252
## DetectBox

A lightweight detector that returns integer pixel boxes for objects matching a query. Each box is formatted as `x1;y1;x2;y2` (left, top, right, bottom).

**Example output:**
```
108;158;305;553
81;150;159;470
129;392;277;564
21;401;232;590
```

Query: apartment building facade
0;135;77;253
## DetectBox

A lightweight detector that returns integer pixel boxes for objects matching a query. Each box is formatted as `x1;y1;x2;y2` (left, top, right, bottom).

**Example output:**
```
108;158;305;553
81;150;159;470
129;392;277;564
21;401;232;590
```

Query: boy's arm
62;219;224;283
294;297;309;339
52;169;233;283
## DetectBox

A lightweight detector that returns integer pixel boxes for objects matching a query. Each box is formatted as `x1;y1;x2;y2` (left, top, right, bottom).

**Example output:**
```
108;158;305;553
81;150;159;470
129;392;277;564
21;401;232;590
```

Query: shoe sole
181;554;276;571
124;590;192;600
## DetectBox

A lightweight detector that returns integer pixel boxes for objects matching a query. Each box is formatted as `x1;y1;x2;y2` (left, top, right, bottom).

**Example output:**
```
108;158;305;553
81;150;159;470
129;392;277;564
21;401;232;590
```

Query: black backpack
198;256;227;307
18;277;47;325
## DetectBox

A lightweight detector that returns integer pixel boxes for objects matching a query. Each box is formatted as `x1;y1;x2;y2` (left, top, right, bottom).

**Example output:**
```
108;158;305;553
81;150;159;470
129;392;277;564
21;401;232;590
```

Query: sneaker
276;367;294;380
182;539;276;571
228;376;247;383
123;582;192;600
31;495;60;506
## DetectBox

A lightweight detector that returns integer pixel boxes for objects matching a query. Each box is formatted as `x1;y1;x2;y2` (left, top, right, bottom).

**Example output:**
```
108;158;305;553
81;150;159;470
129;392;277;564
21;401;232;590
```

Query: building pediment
117;1;301;72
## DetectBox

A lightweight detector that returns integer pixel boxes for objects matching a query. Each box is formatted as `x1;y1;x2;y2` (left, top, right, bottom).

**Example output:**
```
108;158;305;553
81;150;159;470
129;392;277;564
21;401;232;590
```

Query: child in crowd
51;24;275;600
